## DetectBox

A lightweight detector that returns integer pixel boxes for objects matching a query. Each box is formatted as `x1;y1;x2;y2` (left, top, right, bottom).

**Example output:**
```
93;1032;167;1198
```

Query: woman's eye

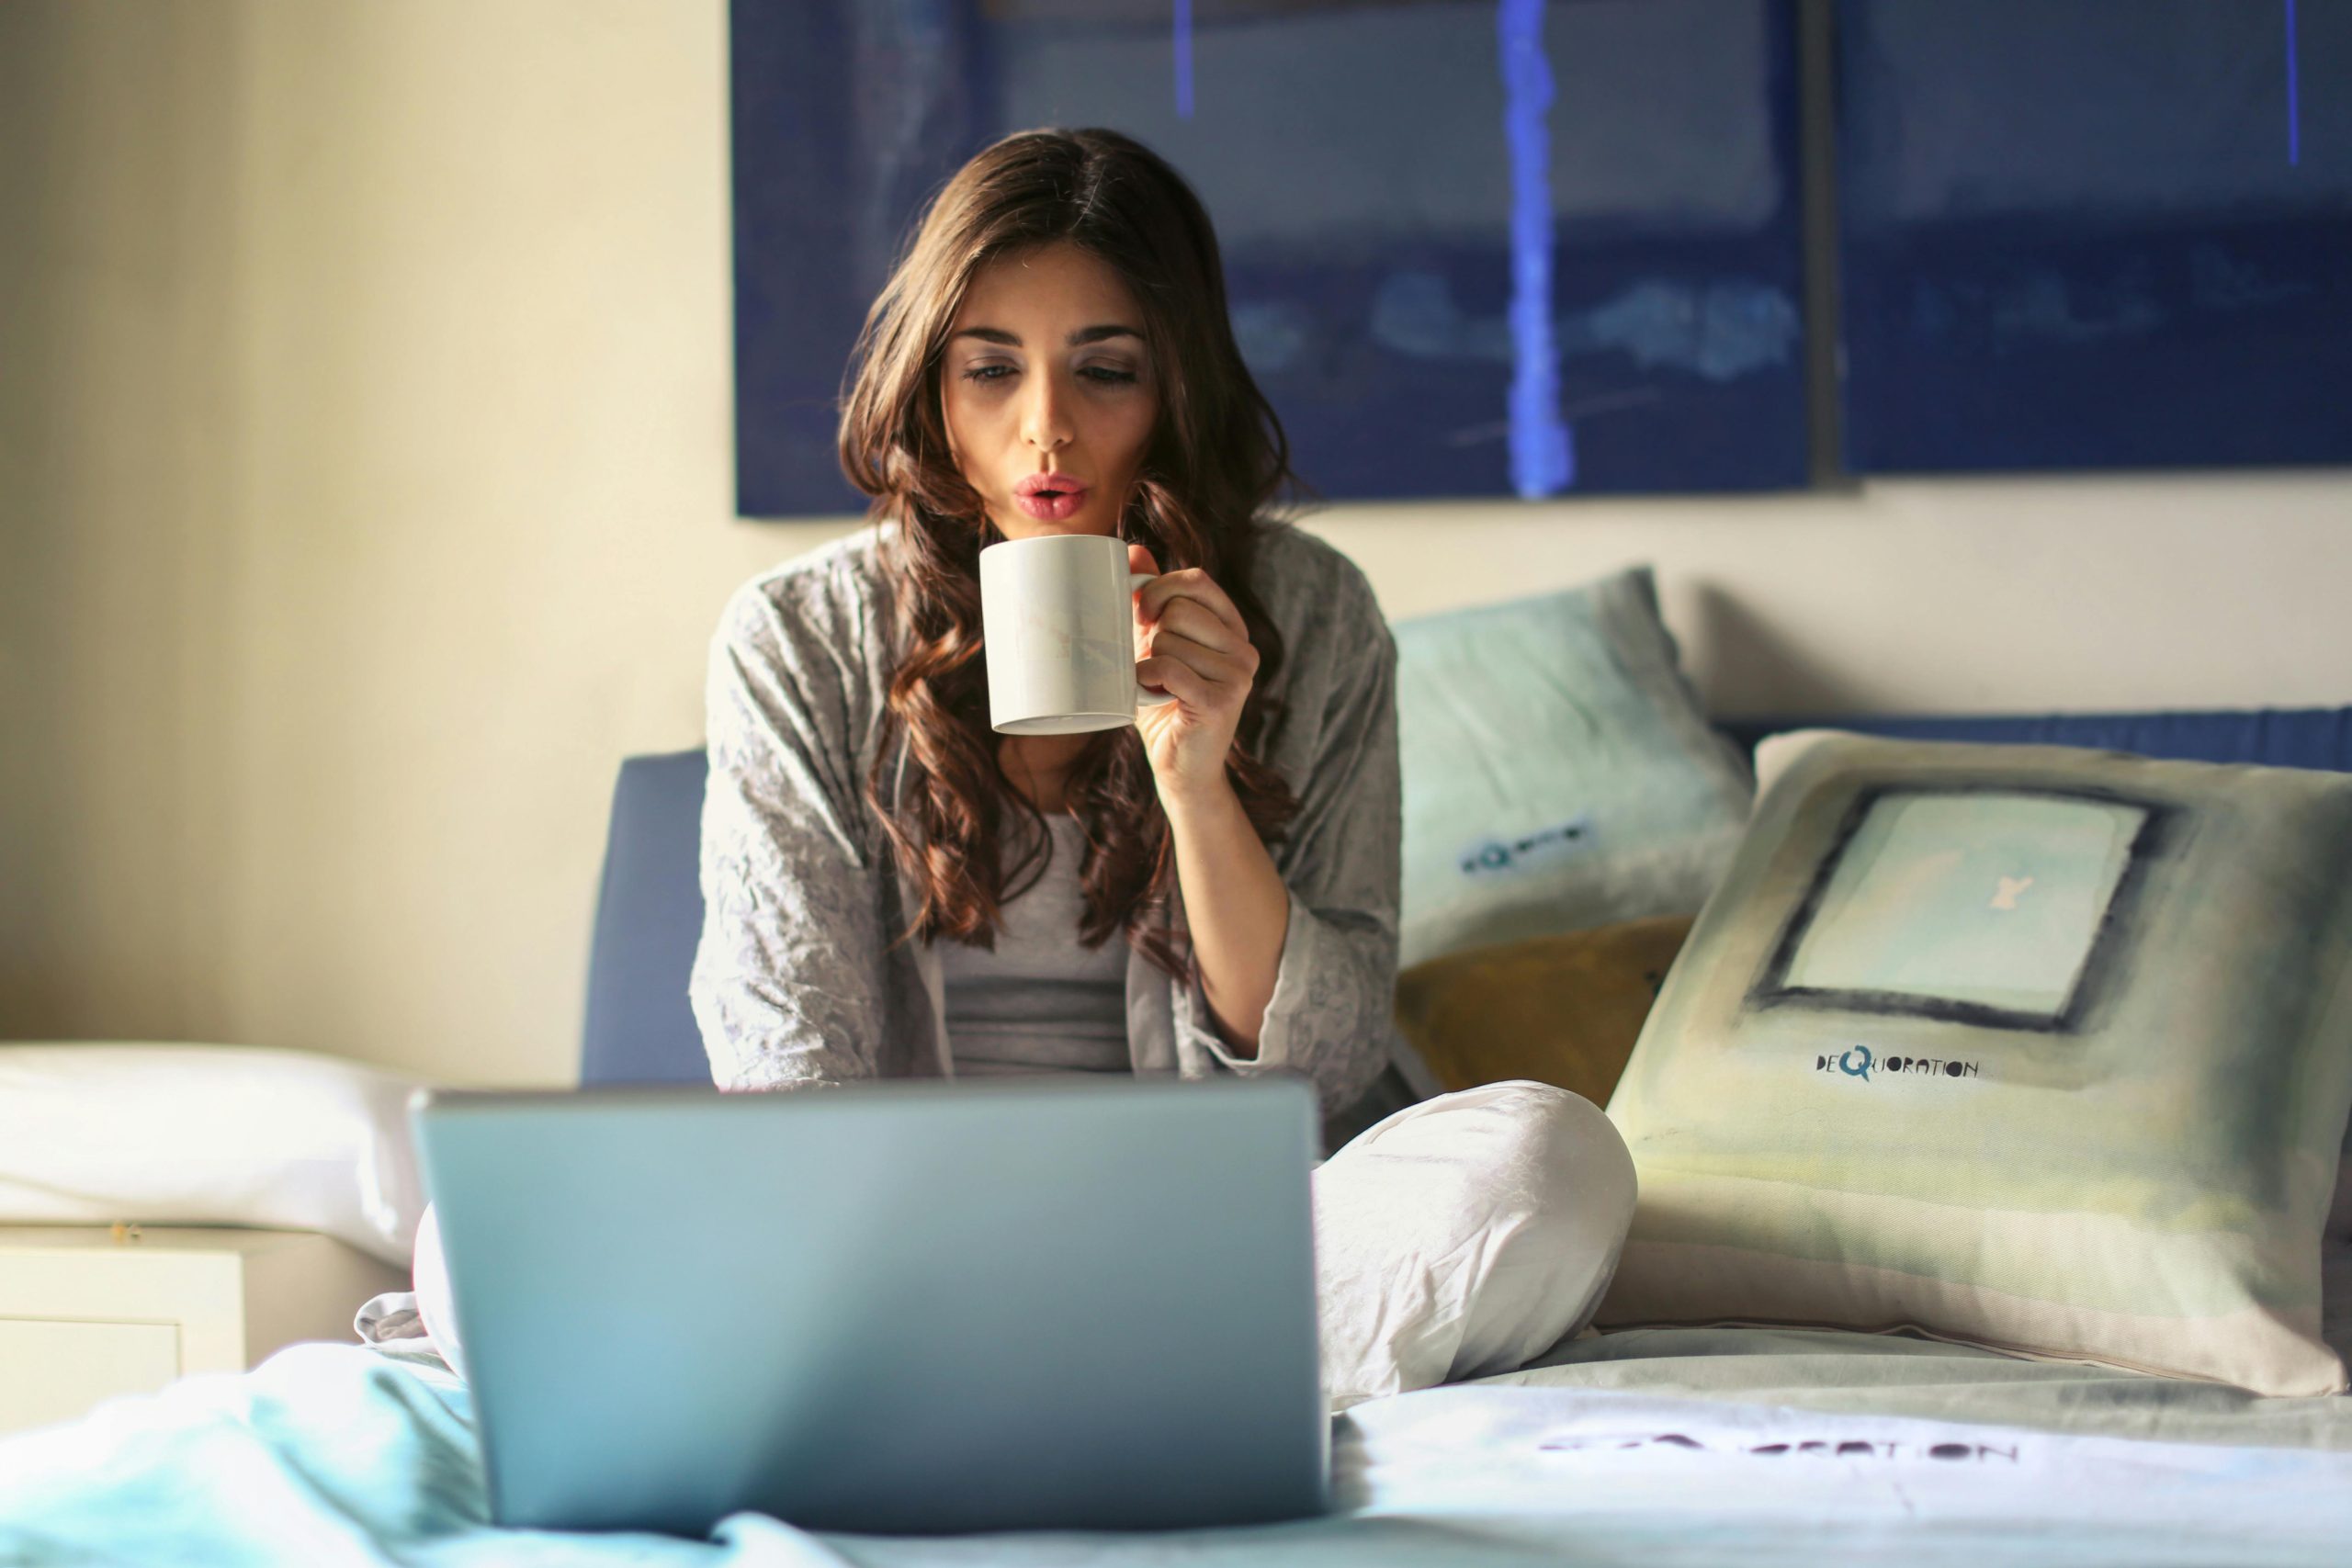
961;365;1015;384
1082;366;1139;386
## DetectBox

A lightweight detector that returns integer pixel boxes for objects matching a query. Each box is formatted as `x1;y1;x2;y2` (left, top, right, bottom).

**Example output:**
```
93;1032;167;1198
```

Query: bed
3;704;2346;1565
5;1323;2351;1565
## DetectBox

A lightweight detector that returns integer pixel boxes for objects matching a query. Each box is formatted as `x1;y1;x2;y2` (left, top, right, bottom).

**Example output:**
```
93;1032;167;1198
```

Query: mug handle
1129;570;1177;708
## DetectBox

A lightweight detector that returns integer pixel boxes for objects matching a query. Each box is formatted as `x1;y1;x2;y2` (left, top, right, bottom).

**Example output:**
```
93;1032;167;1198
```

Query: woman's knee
1313;1079;1638;1404
1351;1079;1635;1223
1390;1082;1635;1375
1497;1081;1636;1235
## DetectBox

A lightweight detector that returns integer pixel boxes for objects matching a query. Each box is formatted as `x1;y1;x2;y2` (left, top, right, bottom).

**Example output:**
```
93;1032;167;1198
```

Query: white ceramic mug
978;533;1177;735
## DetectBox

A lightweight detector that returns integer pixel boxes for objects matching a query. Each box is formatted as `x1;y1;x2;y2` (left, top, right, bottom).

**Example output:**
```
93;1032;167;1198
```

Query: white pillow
0;1043;430;1267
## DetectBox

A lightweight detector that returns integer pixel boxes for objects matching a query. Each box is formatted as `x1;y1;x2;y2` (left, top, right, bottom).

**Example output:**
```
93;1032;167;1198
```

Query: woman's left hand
1128;542;1259;807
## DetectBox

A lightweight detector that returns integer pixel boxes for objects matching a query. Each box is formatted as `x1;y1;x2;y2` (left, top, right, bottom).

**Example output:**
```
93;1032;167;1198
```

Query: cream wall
2;1;2346;1088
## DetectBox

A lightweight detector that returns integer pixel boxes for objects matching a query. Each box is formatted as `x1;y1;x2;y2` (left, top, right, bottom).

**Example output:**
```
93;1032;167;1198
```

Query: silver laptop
409;1076;1328;1537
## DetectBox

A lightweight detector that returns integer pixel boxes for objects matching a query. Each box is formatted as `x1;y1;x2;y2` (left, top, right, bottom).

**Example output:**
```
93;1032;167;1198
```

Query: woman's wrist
1156;765;1243;827
1160;769;1285;1053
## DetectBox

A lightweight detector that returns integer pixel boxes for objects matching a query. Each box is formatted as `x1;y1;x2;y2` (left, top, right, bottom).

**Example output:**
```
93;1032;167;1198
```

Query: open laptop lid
411;1076;1327;1537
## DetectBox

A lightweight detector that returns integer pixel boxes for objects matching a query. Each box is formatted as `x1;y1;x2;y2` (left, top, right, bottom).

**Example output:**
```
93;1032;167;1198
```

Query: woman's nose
1022;373;1073;453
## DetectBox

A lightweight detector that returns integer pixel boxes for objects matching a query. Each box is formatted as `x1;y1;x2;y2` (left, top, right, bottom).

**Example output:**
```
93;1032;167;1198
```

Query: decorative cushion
1391;565;1753;970
1600;730;2352;1396
1395;916;1693;1105
0;1043;431;1267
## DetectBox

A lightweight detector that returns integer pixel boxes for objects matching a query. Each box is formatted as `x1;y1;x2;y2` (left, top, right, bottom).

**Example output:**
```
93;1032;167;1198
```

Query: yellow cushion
1395;916;1695;1104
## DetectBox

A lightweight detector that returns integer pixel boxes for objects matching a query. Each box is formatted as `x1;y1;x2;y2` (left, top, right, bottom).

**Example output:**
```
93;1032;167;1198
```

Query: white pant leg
412;1202;469;1382
1312;1079;1636;1414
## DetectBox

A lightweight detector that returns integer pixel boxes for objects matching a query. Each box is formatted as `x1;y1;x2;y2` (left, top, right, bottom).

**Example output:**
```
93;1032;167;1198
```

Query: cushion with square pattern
1599;729;2352;1396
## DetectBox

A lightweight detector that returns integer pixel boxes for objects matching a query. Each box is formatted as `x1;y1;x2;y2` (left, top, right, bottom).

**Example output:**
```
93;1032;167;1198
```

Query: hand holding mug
1126;542;1260;806
975;532;1256;805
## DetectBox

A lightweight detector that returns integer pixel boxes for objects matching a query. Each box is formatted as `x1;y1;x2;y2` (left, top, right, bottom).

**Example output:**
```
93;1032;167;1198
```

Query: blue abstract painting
731;0;1812;517
1836;0;2352;473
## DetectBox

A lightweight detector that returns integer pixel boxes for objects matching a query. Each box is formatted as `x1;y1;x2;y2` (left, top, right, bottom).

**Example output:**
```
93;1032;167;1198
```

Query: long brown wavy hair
836;127;1304;976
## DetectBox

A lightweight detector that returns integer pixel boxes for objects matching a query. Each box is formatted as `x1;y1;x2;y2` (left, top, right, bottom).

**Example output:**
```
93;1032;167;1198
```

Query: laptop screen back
412;1076;1327;1536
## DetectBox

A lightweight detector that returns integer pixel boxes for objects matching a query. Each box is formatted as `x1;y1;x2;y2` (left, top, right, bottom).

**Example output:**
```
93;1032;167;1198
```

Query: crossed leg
1312;1079;1637;1414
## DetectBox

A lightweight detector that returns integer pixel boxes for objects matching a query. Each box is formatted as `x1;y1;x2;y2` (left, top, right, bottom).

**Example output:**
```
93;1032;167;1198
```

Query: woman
424;128;1634;1412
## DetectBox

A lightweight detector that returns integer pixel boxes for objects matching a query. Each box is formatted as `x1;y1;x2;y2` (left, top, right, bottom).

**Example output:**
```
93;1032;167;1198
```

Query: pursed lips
1011;473;1092;522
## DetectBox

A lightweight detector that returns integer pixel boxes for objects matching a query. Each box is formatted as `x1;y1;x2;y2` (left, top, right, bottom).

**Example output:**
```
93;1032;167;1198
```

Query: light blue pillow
1392;566;1754;970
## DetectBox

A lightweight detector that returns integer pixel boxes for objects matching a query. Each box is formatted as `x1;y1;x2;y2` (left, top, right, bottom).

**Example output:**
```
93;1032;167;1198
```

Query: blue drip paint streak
1175;0;1193;120
2287;0;2301;165
1498;0;1572;497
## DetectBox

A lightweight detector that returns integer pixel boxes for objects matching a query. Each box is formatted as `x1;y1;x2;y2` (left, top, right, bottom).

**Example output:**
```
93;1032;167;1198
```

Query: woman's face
939;242;1159;542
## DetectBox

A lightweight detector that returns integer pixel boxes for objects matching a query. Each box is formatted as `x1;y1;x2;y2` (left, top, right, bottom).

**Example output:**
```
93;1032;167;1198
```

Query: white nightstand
0;1224;410;1438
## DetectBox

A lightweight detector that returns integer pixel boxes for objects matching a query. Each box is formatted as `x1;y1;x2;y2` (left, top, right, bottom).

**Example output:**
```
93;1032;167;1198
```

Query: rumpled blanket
8;1329;2352;1567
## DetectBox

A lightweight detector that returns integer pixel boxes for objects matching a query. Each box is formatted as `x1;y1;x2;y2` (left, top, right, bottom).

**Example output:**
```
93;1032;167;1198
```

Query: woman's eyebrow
949;324;1144;347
